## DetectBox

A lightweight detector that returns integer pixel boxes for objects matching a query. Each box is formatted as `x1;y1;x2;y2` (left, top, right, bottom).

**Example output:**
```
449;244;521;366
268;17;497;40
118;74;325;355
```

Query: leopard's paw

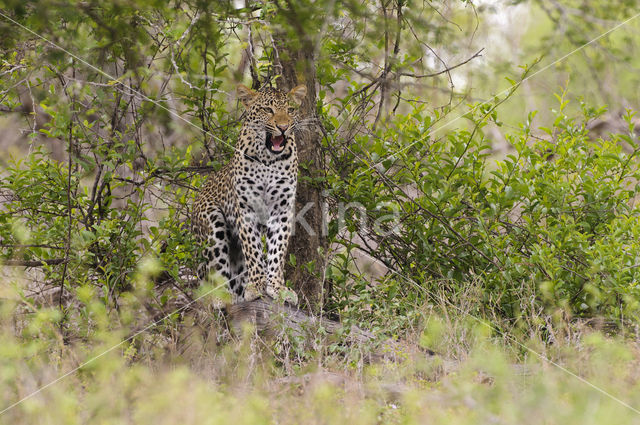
242;284;261;302
272;286;298;306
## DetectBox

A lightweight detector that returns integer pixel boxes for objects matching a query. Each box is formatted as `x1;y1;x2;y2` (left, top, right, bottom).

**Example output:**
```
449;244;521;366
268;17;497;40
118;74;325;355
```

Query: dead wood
225;297;375;344
224;297;445;364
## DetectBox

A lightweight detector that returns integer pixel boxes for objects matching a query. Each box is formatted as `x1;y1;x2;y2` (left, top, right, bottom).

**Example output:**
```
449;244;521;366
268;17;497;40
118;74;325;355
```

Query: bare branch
3;259;67;267
397;49;484;79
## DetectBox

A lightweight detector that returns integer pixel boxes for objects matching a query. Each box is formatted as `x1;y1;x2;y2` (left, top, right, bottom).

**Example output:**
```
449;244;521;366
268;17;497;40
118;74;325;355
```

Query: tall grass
1;271;639;424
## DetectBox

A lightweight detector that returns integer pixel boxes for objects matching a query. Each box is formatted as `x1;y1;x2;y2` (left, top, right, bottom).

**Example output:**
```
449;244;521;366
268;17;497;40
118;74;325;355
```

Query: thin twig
3;259;67;267
397;49;484;79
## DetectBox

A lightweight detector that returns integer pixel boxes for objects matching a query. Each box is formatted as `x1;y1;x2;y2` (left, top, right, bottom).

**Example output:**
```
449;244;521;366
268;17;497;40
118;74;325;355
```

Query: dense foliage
329;95;640;332
1;0;639;336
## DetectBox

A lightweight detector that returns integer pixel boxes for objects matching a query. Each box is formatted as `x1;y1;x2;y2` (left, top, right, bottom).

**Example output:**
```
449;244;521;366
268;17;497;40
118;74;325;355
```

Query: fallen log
153;268;433;362
225;297;375;344
225;298;439;364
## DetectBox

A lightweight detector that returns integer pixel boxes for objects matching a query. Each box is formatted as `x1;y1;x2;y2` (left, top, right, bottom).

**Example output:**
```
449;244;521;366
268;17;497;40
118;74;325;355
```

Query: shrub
327;92;640;328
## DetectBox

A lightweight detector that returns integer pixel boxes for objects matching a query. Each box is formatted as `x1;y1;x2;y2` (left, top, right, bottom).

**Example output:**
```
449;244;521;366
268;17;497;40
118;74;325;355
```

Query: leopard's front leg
235;204;268;302
265;180;298;305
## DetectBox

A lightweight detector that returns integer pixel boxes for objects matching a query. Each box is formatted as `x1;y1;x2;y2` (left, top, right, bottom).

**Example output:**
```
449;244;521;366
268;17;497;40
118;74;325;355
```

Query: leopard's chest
229;157;297;215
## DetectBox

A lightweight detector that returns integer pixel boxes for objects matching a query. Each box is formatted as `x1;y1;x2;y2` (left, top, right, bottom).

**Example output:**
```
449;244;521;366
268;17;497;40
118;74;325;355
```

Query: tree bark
273;36;328;311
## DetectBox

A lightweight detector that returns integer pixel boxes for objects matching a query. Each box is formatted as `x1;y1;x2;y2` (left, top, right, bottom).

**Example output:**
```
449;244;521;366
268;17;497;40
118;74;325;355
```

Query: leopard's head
237;84;307;154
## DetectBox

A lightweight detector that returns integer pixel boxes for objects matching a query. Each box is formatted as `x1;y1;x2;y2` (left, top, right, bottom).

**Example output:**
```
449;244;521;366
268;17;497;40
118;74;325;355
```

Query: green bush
1;0;640;343
327;91;640;327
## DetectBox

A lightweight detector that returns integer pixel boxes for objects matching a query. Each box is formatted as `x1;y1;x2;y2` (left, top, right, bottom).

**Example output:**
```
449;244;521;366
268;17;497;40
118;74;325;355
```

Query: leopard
192;84;307;305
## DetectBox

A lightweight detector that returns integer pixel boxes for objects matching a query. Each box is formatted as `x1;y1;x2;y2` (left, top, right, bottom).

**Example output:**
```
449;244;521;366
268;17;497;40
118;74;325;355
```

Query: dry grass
2;270;640;425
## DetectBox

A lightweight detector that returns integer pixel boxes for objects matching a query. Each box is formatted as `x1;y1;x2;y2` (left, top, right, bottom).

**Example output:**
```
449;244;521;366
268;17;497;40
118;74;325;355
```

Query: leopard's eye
287;107;296;114
262;106;275;115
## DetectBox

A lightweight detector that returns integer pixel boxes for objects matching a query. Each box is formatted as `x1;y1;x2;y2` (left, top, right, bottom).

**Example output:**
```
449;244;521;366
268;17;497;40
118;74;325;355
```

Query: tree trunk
273;37;328;311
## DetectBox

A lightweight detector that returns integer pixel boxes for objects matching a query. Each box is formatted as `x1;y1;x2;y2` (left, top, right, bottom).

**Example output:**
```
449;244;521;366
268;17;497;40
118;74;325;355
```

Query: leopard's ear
237;84;258;108
288;85;307;106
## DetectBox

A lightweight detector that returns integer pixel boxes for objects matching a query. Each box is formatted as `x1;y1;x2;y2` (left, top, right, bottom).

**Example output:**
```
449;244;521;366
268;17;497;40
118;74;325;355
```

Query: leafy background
1;0;640;423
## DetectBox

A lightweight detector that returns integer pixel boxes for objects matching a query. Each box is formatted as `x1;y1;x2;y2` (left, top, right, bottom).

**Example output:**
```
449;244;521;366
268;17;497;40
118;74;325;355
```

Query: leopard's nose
277;124;288;133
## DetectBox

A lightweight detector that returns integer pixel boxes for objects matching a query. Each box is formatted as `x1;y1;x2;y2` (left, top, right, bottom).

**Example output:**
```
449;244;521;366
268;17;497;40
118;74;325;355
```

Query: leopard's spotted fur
192;84;307;304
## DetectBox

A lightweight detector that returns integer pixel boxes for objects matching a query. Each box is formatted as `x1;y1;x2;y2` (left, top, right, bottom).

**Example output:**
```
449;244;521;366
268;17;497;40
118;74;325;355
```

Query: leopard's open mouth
266;132;287;154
